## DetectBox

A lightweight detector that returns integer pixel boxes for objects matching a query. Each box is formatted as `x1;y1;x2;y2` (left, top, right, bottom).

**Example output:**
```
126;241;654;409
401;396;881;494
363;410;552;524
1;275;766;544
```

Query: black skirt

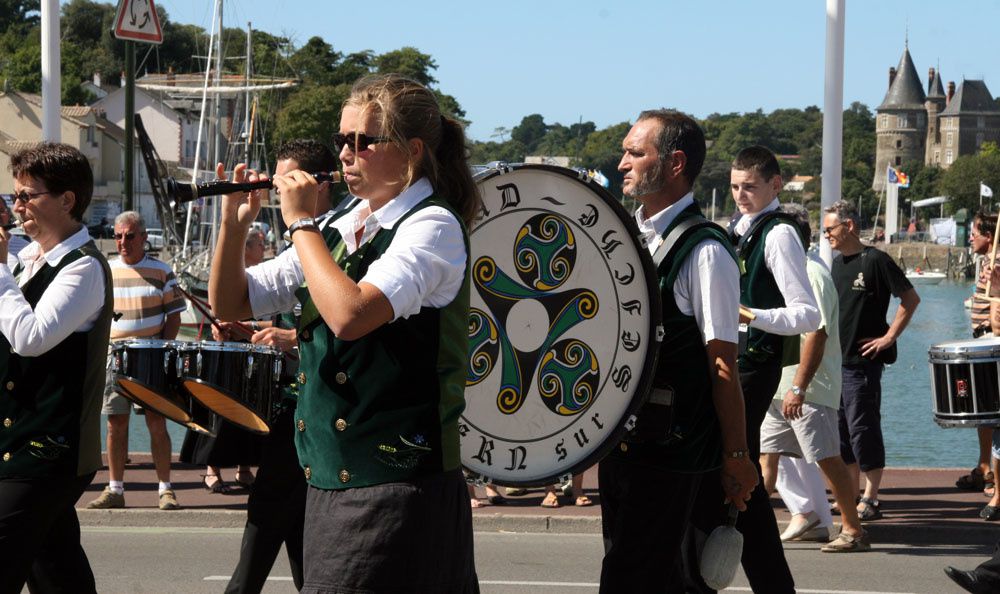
300;468;478;594
179;415;262;467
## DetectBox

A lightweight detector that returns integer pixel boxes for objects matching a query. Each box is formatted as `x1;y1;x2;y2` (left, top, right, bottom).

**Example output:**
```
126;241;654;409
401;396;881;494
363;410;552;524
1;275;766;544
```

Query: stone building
873;45;1000;191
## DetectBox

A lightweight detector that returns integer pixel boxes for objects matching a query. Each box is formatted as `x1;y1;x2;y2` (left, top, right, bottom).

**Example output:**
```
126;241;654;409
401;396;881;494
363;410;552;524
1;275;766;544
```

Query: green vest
732;211;801;368
615;204;736;473
0;241;113;478
293;195;470;489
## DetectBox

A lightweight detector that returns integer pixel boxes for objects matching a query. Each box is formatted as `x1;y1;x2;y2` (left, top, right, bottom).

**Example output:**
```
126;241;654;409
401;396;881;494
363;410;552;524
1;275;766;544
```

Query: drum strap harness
626;215;718;445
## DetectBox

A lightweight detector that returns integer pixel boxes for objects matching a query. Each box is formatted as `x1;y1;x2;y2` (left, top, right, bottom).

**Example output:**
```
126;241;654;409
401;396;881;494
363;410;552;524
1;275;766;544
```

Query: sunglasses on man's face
114;232;138;241
331;132;391;154
10;190;53;203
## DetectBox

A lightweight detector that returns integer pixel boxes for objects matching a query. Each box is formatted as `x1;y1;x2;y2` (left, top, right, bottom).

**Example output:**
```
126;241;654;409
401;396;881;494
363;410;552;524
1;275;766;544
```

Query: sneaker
158;489;179;510
821;530;870;553
87;486;125;509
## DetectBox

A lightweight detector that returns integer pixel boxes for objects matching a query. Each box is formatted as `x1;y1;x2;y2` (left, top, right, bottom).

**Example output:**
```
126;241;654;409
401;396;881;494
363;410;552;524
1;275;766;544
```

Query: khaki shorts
759;400;840;463
102;364;142;416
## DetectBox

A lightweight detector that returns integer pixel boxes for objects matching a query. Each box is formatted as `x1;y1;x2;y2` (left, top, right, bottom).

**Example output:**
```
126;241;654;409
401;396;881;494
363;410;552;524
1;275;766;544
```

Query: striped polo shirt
110;255;186;339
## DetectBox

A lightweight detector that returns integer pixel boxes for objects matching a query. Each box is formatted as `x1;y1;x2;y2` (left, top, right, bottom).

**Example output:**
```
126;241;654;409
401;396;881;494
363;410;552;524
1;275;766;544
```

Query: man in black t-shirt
822;200;919;523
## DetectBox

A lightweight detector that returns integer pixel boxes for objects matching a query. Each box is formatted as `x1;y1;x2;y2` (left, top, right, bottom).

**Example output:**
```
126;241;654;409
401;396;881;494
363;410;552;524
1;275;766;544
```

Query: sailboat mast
243;22;253;167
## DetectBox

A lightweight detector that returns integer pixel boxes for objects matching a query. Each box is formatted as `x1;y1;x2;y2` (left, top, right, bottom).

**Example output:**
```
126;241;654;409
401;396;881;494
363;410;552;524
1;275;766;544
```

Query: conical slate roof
940;80;1000;115
928;68;945;98
877;48;927;111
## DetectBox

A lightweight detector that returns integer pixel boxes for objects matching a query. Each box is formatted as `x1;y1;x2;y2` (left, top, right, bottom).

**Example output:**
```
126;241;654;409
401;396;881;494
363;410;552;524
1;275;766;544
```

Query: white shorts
759;400;840;463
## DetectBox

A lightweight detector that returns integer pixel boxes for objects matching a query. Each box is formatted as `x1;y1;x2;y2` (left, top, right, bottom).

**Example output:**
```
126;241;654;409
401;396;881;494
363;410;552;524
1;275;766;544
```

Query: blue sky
123;0;1000;141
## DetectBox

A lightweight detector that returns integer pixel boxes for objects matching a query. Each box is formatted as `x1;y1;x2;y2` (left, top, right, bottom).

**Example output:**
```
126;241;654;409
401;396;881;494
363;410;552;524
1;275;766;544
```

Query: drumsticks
175;285;254;339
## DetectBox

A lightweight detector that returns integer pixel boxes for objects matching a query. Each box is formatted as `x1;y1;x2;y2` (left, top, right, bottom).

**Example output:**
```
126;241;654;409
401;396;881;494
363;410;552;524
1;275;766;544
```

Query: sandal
470;498;487;509
981;504;1000;521
956;469;994;491
857;496;882;521
986;485;996;498
540;491;561;508
575;495;594;507
203;474;229;494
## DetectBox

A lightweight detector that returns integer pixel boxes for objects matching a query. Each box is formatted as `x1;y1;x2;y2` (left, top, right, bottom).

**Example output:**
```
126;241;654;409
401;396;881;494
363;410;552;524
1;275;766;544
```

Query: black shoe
944;566;1000;594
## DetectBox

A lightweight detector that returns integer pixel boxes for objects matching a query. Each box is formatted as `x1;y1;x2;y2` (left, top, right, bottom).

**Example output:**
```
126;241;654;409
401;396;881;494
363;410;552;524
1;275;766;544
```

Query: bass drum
462;163;661;487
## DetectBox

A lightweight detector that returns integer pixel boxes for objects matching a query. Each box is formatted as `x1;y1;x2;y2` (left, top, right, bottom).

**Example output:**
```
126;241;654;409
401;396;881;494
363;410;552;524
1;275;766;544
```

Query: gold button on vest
620;443;628;452
297;372;307;385
335;372;347;385
334;418;347;431
339;469;351;483
297;419;306;432
2;452;9;462
4;381;13;391
303;466;312;480
2;418;11;428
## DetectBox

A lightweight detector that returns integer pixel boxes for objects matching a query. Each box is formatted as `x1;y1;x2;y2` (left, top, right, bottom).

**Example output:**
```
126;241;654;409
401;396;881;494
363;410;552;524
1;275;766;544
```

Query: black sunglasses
114;232;138;241
11;190;53;203
331;132;390;154
822;221;847;235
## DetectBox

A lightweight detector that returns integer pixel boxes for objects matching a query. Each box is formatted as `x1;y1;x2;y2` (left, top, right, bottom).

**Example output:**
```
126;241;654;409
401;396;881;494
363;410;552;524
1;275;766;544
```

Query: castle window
896;140;902;149
897;115;909;128
947;132;954;147
935;151;941;163
917;114;925;126
946;150;953;164
895;156;902;166
979;116;986;129
881;115;888;129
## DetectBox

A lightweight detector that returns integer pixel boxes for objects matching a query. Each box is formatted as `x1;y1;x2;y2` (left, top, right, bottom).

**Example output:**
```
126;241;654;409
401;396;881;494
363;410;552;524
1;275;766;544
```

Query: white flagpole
820;0;845;266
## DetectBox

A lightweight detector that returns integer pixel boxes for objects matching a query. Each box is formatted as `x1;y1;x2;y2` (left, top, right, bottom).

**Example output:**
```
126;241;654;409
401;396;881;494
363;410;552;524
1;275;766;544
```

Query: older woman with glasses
209;73;480;593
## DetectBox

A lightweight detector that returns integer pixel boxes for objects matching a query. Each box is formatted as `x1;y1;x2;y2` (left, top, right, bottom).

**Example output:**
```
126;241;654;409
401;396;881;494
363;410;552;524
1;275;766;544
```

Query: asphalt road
77;527;988;593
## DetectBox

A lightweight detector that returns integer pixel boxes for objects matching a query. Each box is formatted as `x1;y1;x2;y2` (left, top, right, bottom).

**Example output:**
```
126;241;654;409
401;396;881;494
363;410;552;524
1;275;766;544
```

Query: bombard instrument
165;171;344;207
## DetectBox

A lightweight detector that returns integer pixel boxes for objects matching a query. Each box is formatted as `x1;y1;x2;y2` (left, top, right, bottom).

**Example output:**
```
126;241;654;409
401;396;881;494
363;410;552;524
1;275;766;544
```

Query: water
113;280;979;468
883;279;980;468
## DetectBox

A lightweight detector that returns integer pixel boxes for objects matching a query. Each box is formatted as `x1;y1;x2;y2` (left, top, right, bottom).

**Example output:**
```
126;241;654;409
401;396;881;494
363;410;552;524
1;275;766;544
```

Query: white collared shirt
732;198;820;335
0;226;107;356
636;192;740;345
247;177;467;321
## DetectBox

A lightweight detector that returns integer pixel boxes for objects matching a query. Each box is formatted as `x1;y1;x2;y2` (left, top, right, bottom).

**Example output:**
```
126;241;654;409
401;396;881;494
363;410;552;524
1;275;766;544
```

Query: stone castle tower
874;45;1000;191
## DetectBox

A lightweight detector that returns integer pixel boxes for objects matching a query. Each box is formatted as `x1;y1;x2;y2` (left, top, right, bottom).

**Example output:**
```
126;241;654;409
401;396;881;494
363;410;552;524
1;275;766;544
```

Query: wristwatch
287;217;318;237
790;385;803;397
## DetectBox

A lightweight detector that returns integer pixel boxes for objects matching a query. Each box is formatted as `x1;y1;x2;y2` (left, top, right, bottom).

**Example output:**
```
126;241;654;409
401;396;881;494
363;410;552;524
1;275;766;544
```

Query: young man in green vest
0;143;113;593
689;146;819;593
599;109;758;592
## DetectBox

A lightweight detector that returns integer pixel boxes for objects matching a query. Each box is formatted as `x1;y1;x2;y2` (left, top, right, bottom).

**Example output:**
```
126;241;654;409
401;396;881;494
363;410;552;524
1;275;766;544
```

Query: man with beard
598;110;758;592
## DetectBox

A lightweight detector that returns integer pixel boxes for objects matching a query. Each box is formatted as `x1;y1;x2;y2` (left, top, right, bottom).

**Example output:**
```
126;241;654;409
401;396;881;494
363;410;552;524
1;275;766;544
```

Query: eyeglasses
11;190;52;203
331;132;391;154
822;221;847;235
114;232;138;241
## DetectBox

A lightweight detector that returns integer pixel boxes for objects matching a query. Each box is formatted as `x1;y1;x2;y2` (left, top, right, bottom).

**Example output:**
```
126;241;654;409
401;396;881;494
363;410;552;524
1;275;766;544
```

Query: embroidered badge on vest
375;434;432;469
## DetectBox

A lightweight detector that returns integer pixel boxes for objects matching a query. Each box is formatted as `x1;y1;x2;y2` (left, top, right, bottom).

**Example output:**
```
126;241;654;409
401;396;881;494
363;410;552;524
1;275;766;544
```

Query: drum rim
114;338;183;348
463;162;662;487
176;341;254;353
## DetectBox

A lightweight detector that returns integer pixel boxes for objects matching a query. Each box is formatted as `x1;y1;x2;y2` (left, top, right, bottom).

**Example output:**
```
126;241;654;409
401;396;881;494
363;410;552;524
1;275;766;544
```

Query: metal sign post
114;0;163;212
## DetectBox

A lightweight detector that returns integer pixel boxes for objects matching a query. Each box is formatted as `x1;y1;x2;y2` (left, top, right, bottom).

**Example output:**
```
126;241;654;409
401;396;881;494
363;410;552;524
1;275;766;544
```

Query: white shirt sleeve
0;255;106;356
674;239;741;345
362;207;467;320
247;247;305;319
748;225;820;335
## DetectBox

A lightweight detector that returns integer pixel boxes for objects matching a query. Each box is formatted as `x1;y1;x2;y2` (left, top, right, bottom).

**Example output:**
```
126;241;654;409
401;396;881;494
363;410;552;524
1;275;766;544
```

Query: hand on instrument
857;335;893;359
782;391;805;420
216;162;266;229
721;457;758;512
251;326;298;354
211;321;242;342
272;169;318;227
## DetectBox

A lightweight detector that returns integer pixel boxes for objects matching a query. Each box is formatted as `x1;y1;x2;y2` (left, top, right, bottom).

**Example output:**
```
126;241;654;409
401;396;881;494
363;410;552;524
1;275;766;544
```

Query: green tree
0;0;39;35
274;83;350;150
374;47;437;86
511;114;547;154
937;152;1000;214
289;36;342;85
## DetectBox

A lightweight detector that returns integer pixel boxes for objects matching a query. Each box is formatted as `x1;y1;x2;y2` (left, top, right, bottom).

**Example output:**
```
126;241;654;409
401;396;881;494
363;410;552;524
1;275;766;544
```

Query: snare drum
112;339;214;435
177;341;282;434
929;338;1000;427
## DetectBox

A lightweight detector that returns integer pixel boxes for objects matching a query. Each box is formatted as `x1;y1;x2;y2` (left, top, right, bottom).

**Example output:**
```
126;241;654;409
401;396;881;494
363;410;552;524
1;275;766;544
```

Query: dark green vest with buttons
731;211;800;369
0;241;113;479
293;195;470;490
616;203;735;473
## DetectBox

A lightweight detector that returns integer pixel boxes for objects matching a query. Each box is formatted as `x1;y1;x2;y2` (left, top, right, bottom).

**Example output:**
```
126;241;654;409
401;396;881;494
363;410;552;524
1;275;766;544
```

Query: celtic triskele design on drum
462;165;660;487
467;212;600;416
